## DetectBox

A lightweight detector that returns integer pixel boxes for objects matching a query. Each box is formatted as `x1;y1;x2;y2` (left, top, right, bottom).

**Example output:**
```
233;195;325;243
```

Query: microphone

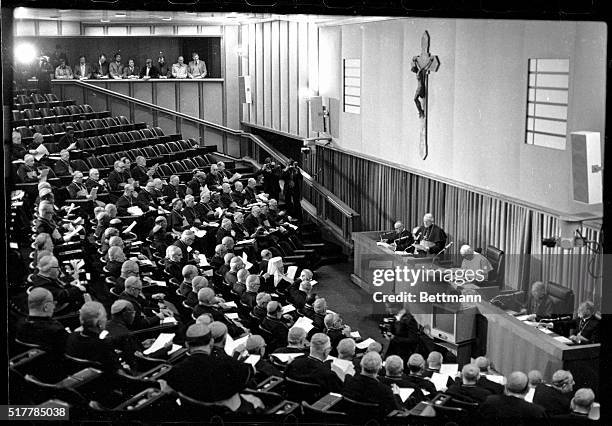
490;290;523;303
431;242;453;264
393;235;412;243
539;315;572;322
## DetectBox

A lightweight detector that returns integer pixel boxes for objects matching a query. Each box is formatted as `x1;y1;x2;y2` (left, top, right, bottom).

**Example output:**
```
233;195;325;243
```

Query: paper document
516;314;532;321
286;266;298;281
223;301;237;309
198;255;210;267
430;372;450;391
524;387;535;403
149;279;167;287
123;221;137;234
225;334;249;356
267;257;283;275
88;187;98;199
241;252;253;270
226;312;240;320
271;353;304;363
230;172;242;182
350;331;361;340
538;327;554;334
330;358;354;381
162;316;177;324
355;338;376;350
64;225;83;240
281;304;296;315
144;333;175;355
439;364;458;377
236;238;255;245
244;355;260;366
99;330;109;339
168;344;182;355
203;270;213;277
215;207;224;216
399;388;415;402
484;374;505;385
310;280;318;286
127;206;144;216
34;144;49;161
554;336;573;344
293;316;314;333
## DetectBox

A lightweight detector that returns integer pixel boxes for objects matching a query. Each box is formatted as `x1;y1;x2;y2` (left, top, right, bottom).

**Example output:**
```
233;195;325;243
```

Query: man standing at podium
412;213;447;254
386;221;413;251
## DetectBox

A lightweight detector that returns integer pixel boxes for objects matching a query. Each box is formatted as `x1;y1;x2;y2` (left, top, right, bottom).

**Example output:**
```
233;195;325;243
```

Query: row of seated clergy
16;287;597;419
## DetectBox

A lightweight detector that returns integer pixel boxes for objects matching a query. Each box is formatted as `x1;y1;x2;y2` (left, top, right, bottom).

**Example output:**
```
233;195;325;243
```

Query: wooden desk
414;301;600;393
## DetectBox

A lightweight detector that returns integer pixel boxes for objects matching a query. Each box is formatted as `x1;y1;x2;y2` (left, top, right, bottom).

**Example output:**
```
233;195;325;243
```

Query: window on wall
343;59;361;114
525;58;570;150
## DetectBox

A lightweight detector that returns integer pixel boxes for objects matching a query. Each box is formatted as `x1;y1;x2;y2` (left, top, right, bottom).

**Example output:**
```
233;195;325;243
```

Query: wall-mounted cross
411;31;440;160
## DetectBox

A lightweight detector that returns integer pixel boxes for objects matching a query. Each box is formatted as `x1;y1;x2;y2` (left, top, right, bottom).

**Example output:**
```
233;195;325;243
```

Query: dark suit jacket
524;295;555;318
73;63;93;78
261;316;290;350
29;274;84;308
53;159;73;176
162;184;186;201
446;383;492;403
532;384;572;416
122;66;140;78
67;182;88;199
285;355;343;394
118;292;160;330
139;65;160;78
131;165;150;186
479;394;546;420
93;61;109;78
107;170;129;191
343;374;403;415
116;194;138;216
244;214;263;234
568;316;600;343
16;316;69;356
136;190;155;211
65;330;122;374
414;224;447;254
477;375;505;394
164;351;253;402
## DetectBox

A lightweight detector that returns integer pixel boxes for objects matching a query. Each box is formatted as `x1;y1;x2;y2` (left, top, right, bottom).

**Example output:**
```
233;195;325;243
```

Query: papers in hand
144;333;175;355
286;265;298;281
330;357;354;381
64;224;83;240
99;330;109;339
281;304;296;315
123;221;137;234
355;338;376;350
267;257;283;276
168;344;183;355
222;301;237;309
127;206;144;216
34;144;49;161
230;172;242;182
244;355;260;366
214;207;224;216
241;252;253;270
293;316;314;332
162;316;177;324
224;334;249;356
430;372;449;391
350;331;361;340
398;388;415;402
198;254;210;267
149;279;167;287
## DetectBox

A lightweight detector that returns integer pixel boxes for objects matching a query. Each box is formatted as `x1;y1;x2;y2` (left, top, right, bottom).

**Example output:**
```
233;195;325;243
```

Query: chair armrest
301;243;325;249
282;255;307;262
293;249;316;255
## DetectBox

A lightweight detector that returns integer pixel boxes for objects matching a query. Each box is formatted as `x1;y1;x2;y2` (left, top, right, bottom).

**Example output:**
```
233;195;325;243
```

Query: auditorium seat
24;108;43;125
285;377;322;404
31;93;49;108
545;281;575;315
44;93;65;107
39;108;58;124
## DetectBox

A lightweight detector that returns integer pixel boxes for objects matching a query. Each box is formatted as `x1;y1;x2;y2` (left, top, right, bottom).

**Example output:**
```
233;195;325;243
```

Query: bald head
309;333;331;359
361;351;383;375
551;370;574;393
528;370;543;387
385;355;404;377
407;353;425;373
337;338;356;360
210;321;228;346
461;364;480;384
28;287;54;315
427;351;443;368
571;388;595;413
506;371;529;395
475;356;490;372
198;287;216;305
287;326;307;346
79;301;107;331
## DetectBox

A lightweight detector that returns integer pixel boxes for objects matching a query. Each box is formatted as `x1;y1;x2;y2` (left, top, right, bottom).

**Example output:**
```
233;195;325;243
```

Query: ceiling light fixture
115;12;127;17
100;19;110;23
161;17;173;21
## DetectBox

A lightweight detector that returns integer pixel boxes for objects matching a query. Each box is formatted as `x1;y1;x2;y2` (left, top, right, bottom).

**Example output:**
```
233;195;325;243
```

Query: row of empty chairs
13;93;73;109
12;104;104;127
15;116;142;145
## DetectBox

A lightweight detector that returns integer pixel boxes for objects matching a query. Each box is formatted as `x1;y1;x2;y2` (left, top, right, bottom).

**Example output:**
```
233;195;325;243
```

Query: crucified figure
411;31;440;119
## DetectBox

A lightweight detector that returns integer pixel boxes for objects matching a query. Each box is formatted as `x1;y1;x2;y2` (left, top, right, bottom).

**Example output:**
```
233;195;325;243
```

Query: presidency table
352;231;600;393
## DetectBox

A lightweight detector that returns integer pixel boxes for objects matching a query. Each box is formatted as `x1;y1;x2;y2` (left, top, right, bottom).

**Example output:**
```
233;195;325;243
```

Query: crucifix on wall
411;30;440;160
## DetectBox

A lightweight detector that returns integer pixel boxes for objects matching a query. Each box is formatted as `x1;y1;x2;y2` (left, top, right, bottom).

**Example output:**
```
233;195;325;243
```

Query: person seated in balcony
73;55;92;79
54;57;73;79
140;58;160;79
93;53;109;79
187;52;207;79
122;58;140;79
109;53;124;79
171;56;188;79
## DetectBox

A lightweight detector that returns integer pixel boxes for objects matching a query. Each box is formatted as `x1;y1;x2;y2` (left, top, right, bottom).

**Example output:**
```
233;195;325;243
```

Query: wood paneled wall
240;21;318;139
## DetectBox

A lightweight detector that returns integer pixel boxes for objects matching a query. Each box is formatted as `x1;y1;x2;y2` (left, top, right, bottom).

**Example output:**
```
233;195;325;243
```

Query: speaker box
571;132;602;204
239;75;252;104
309;96;324;133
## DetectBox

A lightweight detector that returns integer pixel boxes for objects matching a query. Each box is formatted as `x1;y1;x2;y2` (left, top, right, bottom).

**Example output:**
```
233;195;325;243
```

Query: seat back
545;281;575;315
285;377;322;403
339;396;381;421
485;245;504;285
